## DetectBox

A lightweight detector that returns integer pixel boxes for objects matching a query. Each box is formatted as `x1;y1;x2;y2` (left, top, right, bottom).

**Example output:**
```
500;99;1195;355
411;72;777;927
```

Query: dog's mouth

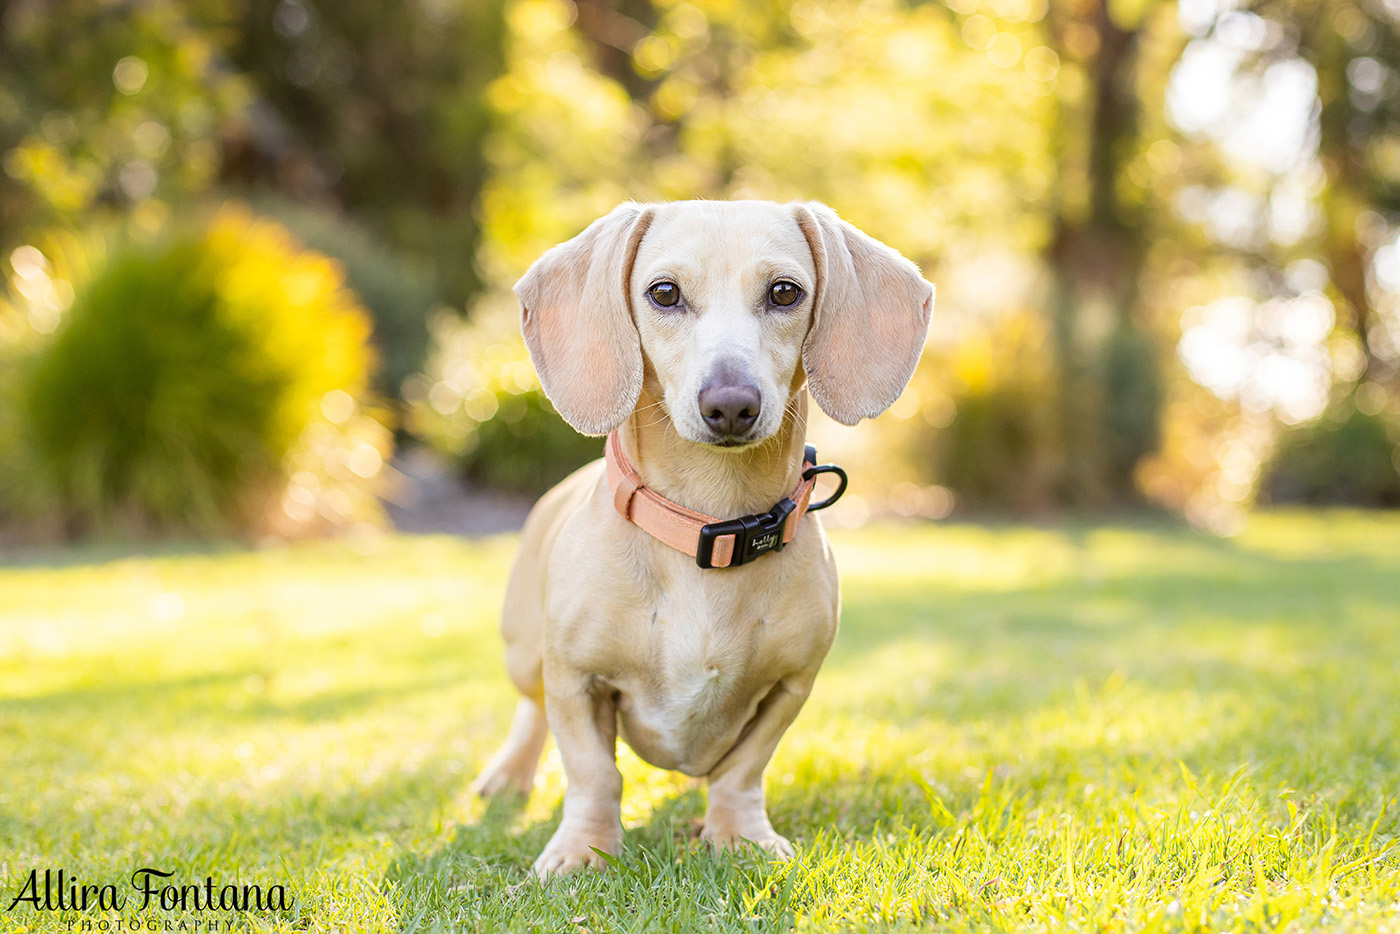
671;423;765;449
700;429;768;450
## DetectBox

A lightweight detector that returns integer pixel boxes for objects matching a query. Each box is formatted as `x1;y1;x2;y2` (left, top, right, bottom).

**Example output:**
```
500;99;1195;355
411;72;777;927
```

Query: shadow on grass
0;661;473;724
0;538;256;569
829;548;1398;688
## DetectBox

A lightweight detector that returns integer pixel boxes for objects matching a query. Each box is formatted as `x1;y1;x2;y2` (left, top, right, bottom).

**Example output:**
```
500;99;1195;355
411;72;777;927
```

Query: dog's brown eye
648;281;681;308
769;280;801;307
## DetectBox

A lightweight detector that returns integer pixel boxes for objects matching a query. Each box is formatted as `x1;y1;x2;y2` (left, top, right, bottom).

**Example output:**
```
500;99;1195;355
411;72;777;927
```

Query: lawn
1;512;1397;933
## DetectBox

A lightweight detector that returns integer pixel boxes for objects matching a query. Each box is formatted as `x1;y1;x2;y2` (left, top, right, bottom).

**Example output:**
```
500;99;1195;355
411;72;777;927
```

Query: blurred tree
0;0;505;308
205;0;506;307
572;0;660;102
431;0;1065;501
1243;0;1400;387
1143;0;1400;512
11;0;1390;516
1;0;508;409
1039;0;1179;506
0;0;244;247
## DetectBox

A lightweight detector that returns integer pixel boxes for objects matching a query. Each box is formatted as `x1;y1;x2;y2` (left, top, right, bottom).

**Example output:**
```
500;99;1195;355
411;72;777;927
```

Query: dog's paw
701;825;795;859
470;756;536;799
758;832;796;859
532;829;621;879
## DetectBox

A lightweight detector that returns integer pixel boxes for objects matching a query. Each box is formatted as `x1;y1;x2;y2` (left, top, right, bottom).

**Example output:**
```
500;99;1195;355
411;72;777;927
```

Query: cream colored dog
470;200;933;878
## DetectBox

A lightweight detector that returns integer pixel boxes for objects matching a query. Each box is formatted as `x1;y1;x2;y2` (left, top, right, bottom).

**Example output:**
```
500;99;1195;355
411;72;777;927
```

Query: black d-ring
802;464;848;512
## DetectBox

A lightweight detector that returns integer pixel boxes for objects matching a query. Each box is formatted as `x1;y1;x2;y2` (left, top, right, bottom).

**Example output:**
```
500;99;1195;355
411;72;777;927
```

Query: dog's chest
547;505;839;777
610;605;771;775
598;572;823;775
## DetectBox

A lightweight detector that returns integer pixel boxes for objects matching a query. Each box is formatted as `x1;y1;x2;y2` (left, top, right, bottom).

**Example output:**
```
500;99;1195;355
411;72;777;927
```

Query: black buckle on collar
694;445;848;570
696;497;796;569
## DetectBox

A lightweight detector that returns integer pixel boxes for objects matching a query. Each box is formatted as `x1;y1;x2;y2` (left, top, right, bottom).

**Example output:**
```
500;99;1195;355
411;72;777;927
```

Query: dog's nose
698;381;761;437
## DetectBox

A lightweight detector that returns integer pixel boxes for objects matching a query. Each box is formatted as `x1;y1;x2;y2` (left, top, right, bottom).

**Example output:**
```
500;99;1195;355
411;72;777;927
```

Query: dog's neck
615;386;809;519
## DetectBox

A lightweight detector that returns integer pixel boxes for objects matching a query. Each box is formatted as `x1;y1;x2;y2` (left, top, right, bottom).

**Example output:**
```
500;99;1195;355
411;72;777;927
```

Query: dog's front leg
533;673;622;878
701;678;810;858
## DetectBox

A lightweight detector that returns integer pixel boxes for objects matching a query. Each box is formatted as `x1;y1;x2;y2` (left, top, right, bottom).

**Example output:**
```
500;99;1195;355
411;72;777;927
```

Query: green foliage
905;314;1064;514
448;0;1072;504
940;391;1059;514
407;300;601;494
3;0;1397;515
1262;400;1400;507
1101;320;1164;490
2;513;1398;931
259;200;437;401
212;0;507;306
461;389;602;493
0;0;506;309
9;209;388;537
477;0;1053;276
0;0;246;248
0;355;30;533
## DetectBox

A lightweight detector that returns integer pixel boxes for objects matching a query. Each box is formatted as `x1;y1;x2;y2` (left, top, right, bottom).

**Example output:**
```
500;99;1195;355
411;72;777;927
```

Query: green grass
1;512;1398;932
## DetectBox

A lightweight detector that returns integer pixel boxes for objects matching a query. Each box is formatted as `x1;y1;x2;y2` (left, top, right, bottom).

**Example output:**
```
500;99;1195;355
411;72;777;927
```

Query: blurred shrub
407;296;600;494
1261;396;1400;506
1135;384;1253;532
902;313;1064;514
0;348;29;533
6;208;390;538
1101;322;1164;496
258;200;437;402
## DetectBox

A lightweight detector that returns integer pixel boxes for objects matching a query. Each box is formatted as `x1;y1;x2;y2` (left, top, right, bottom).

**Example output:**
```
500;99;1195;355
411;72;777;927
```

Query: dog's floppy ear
515;204;654;436
794;202;935;426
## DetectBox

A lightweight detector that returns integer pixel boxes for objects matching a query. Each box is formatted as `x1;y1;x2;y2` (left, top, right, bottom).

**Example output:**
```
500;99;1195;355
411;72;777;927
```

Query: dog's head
515;200;934;447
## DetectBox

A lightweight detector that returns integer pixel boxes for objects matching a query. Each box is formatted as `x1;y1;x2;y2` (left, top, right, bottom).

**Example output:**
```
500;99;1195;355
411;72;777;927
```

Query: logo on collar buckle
696;497;797;569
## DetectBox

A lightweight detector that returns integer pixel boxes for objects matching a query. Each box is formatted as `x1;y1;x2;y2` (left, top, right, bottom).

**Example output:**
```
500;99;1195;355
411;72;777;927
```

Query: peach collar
603;431;846;569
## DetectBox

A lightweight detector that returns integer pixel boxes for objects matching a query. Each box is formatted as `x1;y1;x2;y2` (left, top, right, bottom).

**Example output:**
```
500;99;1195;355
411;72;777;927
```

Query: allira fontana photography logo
7;868;292;917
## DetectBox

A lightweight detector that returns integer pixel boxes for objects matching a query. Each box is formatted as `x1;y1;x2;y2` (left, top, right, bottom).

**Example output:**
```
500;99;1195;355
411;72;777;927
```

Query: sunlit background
3;6;1400;928
2;0;1398;543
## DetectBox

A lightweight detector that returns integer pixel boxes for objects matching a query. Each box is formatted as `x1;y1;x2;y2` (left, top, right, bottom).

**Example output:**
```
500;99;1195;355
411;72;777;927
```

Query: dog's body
471;201;933;877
